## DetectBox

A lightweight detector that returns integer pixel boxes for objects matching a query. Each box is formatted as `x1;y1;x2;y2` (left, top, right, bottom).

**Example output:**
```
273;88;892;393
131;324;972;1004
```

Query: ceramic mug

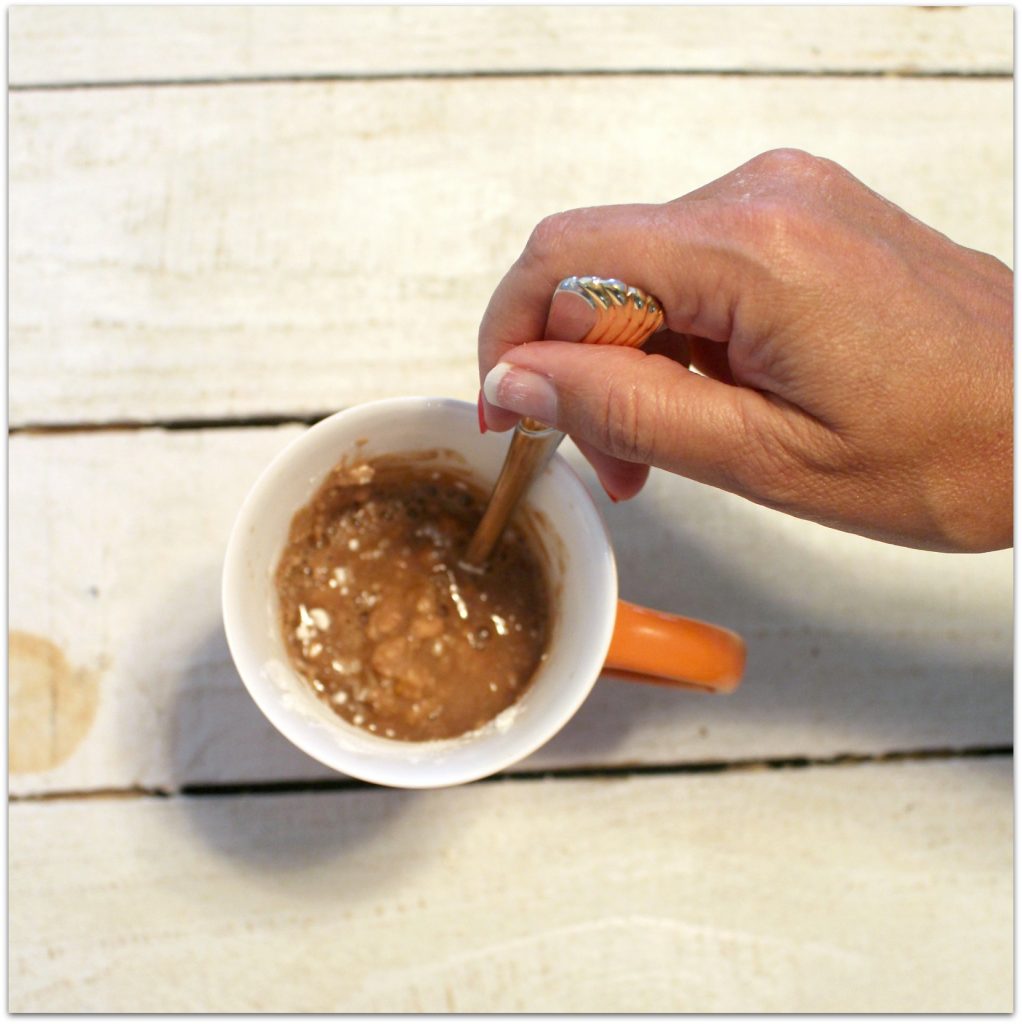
222;397;745;788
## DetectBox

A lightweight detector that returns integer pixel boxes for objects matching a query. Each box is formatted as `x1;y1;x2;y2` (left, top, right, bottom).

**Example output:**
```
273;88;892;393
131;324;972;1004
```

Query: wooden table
9;7;1013;1012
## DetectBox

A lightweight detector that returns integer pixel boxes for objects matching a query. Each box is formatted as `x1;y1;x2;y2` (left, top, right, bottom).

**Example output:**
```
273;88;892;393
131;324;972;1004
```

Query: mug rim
222;396;618;787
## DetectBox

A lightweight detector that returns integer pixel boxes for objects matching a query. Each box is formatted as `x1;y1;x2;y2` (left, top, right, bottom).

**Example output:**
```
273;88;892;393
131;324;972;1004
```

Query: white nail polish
482;362;513;408
482;362;558;424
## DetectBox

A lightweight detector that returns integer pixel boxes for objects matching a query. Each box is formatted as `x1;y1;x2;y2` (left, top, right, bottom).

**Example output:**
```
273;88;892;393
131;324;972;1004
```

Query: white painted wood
9;76;1012;427
9;760;1012;1012
8;6;1012;85
9;428;1011;795
8;15;1012;1014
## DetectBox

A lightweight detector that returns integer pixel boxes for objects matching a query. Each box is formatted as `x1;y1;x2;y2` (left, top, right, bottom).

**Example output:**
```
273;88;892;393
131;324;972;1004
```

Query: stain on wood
9;632;100;773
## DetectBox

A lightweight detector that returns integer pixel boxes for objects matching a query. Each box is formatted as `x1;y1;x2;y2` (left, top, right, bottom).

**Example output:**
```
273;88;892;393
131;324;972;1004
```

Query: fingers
544;286;599;342
480;282;603;433
477;147;858;418
481;324;691;501
481;341;766;495
479;392;522;434
478;148;856;422
474;149;843;497
477;202;747;400
573;438;650;502
572;329;687;499
479;383;651;500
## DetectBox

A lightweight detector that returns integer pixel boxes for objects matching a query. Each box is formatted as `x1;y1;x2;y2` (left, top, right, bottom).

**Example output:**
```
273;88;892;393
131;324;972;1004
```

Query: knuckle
521;210;579;269
599;372;653;464
749;147;834;187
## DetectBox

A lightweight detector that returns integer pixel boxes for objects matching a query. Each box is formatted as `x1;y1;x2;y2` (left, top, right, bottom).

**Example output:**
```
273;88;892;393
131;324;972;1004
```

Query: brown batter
275;455;550;741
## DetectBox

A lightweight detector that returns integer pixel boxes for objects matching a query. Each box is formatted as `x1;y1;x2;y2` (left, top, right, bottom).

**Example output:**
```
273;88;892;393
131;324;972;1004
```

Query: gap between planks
9;412;333;436
11;744;1012;805
9;67;1014;93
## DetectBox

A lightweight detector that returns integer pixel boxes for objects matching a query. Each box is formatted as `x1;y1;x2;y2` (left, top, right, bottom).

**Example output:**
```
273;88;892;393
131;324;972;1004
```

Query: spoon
463;276;665;569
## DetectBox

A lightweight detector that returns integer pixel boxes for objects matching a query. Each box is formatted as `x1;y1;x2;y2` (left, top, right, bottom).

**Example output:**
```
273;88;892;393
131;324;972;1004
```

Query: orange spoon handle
604;599;746;693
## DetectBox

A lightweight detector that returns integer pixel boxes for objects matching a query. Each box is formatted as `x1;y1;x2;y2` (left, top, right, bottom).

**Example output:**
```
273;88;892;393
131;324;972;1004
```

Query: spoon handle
463;277;664;569
462;419;563;568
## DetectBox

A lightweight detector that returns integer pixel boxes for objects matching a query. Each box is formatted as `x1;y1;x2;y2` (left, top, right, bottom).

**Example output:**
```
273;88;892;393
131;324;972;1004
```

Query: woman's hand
478;149;1012;552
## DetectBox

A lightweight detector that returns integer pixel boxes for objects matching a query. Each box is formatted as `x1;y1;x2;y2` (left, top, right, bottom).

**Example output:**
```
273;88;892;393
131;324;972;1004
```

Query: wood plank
9;760;1012;1012
9;428;1011;796
9;75;1012;427
9;6;1012;85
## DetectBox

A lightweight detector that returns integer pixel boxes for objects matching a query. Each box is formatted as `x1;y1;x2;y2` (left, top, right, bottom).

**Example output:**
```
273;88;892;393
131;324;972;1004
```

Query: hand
477;149;1012;552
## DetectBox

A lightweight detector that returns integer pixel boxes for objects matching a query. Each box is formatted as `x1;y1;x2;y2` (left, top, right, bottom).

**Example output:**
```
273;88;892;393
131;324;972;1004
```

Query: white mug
222;397;744;788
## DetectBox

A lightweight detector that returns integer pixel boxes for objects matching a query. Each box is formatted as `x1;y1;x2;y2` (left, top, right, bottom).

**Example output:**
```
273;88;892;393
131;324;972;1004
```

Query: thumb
481;340;766;494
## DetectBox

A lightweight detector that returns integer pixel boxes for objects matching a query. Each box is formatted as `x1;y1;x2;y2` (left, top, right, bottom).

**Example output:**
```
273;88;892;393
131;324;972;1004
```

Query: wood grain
10;760;1012;1012
9;6;1012;86
9;427;1011;796
9;76;1012;427
8;11;1013;1017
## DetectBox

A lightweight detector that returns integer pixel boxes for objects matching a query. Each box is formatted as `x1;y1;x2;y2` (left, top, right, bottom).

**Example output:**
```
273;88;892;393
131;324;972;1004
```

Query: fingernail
476;391;488;433
545;286;599;342
601;481;620;504
482;362;558;424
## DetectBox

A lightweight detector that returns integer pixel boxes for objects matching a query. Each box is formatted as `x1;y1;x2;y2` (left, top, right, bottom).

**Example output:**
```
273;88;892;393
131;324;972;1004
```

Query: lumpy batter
275;456;550;741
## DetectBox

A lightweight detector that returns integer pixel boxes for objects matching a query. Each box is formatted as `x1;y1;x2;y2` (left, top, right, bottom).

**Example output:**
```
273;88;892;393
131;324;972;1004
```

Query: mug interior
222;397;618;788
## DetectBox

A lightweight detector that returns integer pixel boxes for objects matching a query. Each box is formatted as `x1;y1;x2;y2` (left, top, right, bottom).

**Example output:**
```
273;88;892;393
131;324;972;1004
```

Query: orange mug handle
604;600;746;693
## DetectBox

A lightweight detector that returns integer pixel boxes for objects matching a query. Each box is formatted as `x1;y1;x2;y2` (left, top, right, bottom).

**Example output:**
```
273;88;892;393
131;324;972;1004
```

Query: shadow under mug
222;397;745;788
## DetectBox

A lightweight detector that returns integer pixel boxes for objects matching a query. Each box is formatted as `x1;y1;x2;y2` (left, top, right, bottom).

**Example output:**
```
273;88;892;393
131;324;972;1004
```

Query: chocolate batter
275;456;550;741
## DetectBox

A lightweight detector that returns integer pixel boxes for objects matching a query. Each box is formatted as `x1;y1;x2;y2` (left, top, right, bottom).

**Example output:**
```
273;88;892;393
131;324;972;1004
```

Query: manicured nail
482;362;558;425
477;391;488;433
601;481;620;504
545;286;599;342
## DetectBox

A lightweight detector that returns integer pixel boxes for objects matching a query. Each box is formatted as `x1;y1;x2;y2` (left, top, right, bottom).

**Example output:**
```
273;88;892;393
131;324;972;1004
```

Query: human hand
477;149;1012;552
